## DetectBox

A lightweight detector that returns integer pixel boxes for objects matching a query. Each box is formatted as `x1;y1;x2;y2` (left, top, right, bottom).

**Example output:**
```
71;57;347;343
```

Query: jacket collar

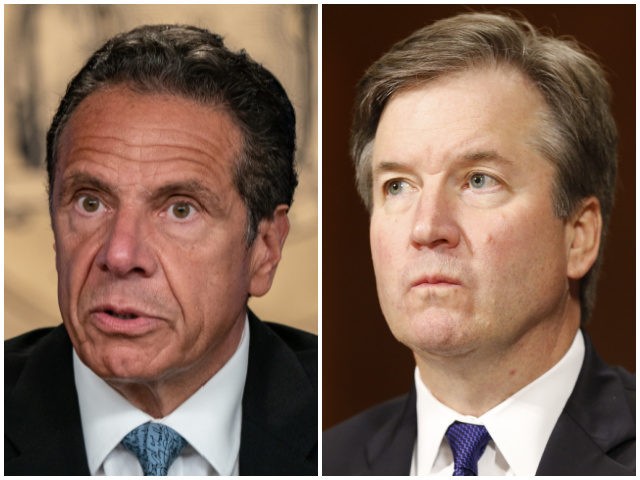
358;332;634;476
362;386;417;475
5;325;90;475
536;332;635;475
239;310;317;474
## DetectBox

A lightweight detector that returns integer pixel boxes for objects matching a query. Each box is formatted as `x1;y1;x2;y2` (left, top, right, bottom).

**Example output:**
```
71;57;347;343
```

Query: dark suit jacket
323;333;635;475
5;310;317;475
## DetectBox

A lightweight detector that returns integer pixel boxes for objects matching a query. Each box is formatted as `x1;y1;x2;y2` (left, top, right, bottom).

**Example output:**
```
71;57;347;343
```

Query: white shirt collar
414;330;585;476
74;315;250;475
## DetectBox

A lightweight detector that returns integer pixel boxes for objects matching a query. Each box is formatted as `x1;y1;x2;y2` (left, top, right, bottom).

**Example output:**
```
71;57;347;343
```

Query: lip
89;304;164;336
411;275;462;288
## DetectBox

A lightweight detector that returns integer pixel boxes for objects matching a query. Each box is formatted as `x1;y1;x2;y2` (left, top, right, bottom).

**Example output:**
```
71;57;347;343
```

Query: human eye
166;200;198;221
465;172;500;191
384;179;412;197
74;194;106;216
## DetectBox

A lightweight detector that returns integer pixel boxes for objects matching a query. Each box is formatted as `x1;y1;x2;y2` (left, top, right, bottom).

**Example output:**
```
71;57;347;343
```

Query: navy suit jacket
5;310;317;475
323;333;635;475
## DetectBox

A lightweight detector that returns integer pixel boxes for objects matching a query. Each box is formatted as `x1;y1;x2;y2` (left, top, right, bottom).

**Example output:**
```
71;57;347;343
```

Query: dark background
323;4;635;430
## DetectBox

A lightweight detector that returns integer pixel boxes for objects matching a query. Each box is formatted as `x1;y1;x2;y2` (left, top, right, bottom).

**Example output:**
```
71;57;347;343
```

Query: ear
248;204;290;297
566;196;602;280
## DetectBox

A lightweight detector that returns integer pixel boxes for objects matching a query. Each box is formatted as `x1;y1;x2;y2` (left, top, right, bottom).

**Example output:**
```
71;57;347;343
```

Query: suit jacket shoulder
5;325;90;475
322;332;635;476
323;391;416;475
240;311;318;475
259;318;318;386
536;333;635;475
6;327;55;386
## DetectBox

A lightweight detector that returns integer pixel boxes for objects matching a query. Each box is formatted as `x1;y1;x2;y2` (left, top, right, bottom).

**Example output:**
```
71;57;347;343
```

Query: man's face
369;67;578;360
52;86;266;383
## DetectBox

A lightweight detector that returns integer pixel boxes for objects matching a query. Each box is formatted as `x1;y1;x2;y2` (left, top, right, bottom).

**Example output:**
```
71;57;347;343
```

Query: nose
410;187;461;250
95;208;157;277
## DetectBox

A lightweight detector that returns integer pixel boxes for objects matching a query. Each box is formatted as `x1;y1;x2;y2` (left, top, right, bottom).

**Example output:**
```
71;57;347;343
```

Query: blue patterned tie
121;422;187;476
445;421;491;476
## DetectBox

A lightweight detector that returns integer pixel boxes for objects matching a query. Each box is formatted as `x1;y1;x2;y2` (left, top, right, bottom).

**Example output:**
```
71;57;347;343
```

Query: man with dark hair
6;24;317;475
323;12;634;475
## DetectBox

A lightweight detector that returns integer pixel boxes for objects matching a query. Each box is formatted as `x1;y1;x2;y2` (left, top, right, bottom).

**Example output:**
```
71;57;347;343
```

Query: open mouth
91;306;159;335
105;309;139;320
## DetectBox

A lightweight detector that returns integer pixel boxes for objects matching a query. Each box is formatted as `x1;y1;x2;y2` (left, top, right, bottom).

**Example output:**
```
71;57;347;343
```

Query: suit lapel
536;333;635;475
353;333;634;476
239;311;317;475
5;326;90;475
364;387;417;475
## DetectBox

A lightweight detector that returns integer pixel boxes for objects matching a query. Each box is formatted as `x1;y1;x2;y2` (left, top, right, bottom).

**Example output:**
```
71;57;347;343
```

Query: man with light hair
324;12;634;476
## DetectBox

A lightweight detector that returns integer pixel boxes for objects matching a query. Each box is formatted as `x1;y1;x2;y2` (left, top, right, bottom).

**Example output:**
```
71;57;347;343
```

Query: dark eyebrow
58;174;223;211
153;180;219;202
151;180;225;213
57;172;114;201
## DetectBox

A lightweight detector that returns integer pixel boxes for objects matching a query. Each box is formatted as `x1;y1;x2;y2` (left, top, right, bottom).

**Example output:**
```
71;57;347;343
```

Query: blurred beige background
5;4;318;338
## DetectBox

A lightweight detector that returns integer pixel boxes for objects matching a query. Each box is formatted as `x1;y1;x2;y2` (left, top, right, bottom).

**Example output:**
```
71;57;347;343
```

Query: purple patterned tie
122;422;186;476
445;421;491;476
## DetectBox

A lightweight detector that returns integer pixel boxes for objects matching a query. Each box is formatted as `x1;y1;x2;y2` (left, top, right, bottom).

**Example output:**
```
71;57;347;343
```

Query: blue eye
470;174;486;188
467;173;498;190
386;180;409;196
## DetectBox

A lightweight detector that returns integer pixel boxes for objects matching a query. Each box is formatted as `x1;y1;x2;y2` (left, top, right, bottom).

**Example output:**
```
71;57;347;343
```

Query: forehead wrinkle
372;150;515;182
57;86;244;203
136;125;241;156
57;171;115;202
63;140;233;187
62;93;243;165
68;133;237;164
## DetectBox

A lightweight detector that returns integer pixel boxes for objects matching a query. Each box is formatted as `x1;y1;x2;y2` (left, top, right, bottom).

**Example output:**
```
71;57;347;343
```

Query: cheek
370;221;393;276
162;239;250;322
370;217;407;306
479;213;516;253
54;222;102;302
477;210;567;288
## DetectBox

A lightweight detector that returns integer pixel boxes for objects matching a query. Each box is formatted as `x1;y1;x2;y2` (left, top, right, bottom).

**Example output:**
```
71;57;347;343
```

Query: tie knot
122;422;187;476
445;421;491;476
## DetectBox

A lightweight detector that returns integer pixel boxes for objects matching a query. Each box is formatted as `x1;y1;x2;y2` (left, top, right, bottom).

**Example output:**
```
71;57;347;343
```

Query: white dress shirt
74;316;250;476
411;330;585;476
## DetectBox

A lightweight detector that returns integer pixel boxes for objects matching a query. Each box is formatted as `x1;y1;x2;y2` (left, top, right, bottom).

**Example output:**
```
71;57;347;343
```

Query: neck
414;305;580;417
107;318;244;418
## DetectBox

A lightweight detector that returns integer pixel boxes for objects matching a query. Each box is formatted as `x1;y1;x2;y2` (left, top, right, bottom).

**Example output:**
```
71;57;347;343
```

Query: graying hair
351;12;617;324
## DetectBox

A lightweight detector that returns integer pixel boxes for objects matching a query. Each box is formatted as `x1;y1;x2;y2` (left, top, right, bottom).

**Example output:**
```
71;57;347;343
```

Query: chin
82;343;172;383
388;308;476;358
